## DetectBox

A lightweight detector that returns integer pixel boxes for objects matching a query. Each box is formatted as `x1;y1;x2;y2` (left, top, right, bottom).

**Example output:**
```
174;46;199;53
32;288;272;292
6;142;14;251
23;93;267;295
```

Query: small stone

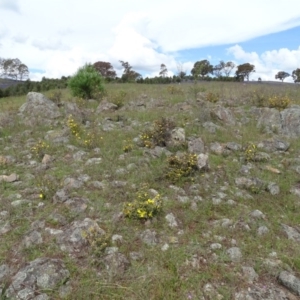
226;247;242;262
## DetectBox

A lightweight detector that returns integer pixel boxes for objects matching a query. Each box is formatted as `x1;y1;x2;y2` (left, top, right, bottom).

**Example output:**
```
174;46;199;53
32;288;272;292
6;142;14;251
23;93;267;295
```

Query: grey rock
5;258;70;299
165;213;178;228
56;218;105;254
257;226;269;236
210;142;224;155
140;229;158;245
226;142;242;151
226;247;242;262
267;182;280;195
0;264;9;283
96;100;118;113
197;153;209;171
250;210;265;219
188;137;205;154
210;243;222;250
53;189;69;203
278;271;300;296
257;139;290;152
0;173;19;182
44;129;69;144
19;92;61;126
257;108;281;134
23;230;43;248
242;266;258;283
64;177;83;189
281;224;300;242
235;284;292;300
167;127;185;147
203;121;221;133
103;252;130;276
211;106;236;125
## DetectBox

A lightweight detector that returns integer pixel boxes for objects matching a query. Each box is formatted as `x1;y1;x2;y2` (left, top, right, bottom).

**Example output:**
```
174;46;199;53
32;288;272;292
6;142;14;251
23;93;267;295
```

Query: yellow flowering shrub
123;187;162;220
166;153;198;182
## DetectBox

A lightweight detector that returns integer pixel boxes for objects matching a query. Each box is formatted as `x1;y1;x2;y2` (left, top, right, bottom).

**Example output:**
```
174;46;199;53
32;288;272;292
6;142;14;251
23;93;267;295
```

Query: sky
1;0;300;82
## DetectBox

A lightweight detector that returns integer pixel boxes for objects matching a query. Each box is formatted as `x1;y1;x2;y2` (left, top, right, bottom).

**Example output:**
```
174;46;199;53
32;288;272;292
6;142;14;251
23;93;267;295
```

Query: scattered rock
5;258;70;299
278;271;300;296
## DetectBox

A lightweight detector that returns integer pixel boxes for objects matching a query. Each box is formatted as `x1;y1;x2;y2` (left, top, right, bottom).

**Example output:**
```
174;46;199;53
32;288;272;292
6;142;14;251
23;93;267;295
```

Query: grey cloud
13;33;28;43
0;0;20;13
32;39;70;51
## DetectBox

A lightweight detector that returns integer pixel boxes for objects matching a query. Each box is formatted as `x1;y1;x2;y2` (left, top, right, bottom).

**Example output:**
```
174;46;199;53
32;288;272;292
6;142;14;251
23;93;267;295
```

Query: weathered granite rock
5;258;70;299
19;92;62;126
278;271;300;296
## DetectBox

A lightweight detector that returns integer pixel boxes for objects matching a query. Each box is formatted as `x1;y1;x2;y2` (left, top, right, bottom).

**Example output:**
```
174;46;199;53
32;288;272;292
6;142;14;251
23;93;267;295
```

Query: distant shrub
31;140;49;159
268;95;291;110
68;64;105;99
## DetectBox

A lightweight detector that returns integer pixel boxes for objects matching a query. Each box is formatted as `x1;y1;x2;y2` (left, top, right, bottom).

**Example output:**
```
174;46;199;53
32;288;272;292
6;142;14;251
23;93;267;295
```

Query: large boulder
19;92;61;125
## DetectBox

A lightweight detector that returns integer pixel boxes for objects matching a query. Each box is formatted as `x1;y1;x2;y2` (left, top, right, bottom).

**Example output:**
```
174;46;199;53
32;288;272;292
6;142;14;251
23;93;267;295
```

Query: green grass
1;82;300;298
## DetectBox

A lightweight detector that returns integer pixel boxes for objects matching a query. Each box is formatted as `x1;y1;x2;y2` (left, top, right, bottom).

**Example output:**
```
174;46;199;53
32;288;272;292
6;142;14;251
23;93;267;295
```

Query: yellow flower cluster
30;140;49;158
268;95;291;110
166;153;198;182
123;188;162;220
123;140;133;152
67;115;103;148
244;143;257;162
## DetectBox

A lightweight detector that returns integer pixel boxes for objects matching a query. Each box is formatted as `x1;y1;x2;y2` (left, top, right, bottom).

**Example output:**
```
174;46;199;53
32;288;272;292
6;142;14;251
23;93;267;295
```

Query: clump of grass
48;90;62;105
123;186;162;220
206;91;219;103
37;176;60;200
30;140;49;159
268;94;291;110
140;117;176;148
166;153;198;183
251;89;268;107
110;90;127;108
167;86;183;95
81;225;111;257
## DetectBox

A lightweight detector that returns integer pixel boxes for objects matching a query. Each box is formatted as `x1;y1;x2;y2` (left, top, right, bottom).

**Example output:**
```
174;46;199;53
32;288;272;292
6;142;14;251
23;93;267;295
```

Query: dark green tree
119;61;141;82
235;63;255;81
191;60;213;79
292;68;300;83
275;71;290;82
68;63;105;99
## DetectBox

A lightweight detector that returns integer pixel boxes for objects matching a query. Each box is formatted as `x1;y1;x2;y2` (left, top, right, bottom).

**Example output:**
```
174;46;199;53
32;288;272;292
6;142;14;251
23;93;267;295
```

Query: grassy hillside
1;82;300;299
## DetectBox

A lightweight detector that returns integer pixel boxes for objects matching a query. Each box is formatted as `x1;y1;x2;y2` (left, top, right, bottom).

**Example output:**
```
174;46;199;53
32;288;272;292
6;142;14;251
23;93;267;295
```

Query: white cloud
227;45;300;82
0;0;300;80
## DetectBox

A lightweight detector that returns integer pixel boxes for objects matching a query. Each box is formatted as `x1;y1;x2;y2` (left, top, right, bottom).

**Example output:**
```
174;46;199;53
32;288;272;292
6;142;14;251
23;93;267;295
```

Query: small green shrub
111;90;127;108
123;186;162;220
166;153;198;182
68;64;105;99
81;225;111;256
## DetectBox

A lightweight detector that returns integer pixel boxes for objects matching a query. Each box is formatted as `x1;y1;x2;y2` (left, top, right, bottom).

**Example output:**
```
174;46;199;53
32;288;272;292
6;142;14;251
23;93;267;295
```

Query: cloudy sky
1;0;300;82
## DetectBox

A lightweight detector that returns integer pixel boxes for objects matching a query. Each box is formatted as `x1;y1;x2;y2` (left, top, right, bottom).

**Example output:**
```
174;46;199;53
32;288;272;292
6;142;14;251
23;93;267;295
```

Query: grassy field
1;81;300;299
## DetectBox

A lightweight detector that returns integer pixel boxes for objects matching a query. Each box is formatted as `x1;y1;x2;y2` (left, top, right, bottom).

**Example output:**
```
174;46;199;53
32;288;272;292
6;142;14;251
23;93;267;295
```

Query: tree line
1;57;300;99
